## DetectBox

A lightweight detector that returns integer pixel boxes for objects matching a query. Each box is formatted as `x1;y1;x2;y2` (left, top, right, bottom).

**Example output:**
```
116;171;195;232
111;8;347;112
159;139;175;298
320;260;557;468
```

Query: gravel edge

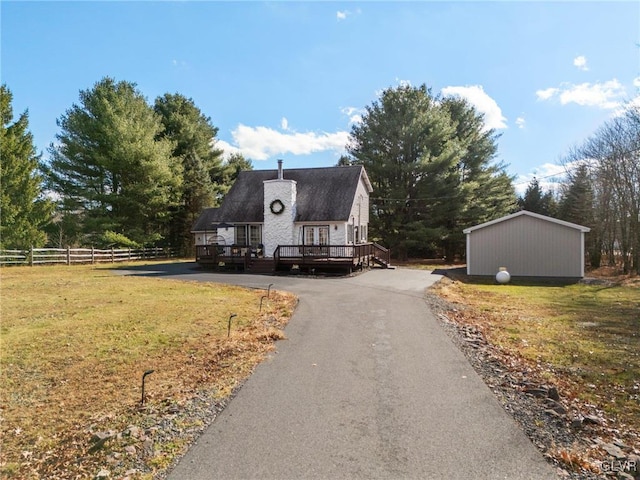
424;288;638;480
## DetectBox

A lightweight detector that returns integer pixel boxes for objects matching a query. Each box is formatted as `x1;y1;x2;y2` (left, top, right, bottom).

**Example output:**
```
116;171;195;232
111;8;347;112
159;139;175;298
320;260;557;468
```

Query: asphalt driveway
119;263;558;479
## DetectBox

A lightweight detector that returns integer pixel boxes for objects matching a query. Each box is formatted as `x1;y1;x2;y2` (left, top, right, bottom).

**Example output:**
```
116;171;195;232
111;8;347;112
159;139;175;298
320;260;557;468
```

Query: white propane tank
496;267;511;284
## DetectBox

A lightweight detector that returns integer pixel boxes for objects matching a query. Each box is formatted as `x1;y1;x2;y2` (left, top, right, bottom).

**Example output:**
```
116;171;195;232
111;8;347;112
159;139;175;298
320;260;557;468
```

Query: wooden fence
0;247;177;267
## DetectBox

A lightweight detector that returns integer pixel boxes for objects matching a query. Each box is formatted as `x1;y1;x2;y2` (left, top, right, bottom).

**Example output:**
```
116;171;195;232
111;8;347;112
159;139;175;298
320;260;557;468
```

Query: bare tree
562;103;640;274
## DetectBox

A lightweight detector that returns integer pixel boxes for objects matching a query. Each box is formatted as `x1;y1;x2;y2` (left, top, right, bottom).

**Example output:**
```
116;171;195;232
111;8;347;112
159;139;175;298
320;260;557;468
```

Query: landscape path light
261;283;275;312
141;369;155;406
227;313;237;338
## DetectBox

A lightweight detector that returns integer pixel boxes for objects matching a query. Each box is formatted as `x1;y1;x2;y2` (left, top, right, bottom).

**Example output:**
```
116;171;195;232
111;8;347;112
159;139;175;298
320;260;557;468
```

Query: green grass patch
0;262;296;479
432;274;640;429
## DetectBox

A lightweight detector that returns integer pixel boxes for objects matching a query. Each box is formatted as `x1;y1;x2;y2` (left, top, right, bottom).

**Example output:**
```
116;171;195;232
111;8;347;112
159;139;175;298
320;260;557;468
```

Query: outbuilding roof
192;165;372;231
462;210;590;234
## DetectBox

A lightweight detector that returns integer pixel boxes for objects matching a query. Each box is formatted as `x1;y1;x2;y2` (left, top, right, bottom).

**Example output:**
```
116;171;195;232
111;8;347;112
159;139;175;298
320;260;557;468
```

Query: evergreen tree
348;84;461;259
154;93;225;254
439;97;517;259
223;152;253;185
0;85;53;249
518;177;558;216
558;164;600;267
348;84;516;260
45;77;180;246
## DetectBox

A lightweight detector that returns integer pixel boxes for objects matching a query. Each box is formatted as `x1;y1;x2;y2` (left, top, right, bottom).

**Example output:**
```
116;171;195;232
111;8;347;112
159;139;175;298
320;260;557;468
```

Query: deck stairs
246;257;275;274
371;243;391;268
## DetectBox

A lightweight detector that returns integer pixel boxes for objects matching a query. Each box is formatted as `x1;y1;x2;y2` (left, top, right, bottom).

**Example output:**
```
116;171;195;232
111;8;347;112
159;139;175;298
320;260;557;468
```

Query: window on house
235;225;247;245
249;225;262;247
318;226;329;245
347;224;354;243
305;227;315;246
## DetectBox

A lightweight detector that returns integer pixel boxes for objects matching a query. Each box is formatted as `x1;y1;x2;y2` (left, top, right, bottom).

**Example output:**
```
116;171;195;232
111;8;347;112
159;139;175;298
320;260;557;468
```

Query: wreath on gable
269;199;285;215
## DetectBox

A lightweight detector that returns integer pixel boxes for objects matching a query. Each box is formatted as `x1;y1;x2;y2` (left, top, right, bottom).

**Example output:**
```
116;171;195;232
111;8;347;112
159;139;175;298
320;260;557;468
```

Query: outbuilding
463;210;590;279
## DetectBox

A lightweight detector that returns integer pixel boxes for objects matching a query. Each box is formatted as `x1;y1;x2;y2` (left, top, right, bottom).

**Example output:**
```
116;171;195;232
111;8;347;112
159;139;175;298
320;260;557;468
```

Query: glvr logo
601;460;637;473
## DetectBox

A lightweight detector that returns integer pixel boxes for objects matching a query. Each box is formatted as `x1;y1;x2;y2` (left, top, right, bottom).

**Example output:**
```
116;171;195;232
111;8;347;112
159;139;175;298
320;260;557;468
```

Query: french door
303;226;329;245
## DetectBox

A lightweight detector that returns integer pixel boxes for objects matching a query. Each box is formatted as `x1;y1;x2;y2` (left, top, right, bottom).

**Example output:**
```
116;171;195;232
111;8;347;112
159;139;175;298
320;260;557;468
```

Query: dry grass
0;262;296;479
431;269;640;435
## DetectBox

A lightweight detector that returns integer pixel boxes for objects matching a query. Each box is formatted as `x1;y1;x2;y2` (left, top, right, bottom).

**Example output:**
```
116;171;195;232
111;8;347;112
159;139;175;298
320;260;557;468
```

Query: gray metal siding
468;215;583;277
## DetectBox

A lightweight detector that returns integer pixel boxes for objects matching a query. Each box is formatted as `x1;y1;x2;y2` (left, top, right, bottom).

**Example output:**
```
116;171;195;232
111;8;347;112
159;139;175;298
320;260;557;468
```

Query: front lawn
0;263;296;479
431;272;639;435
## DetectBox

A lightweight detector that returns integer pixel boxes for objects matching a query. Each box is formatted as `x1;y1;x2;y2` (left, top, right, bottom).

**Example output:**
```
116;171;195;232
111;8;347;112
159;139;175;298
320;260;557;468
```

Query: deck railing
196;245;254;262
275;244;356;259
273;243;386;265
197;243;389;271
372;242;390;266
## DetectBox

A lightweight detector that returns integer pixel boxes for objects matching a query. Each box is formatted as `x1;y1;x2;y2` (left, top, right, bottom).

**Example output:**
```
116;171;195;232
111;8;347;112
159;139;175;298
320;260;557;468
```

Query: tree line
2;79;638;272
1;79;251;256
515;108;639;274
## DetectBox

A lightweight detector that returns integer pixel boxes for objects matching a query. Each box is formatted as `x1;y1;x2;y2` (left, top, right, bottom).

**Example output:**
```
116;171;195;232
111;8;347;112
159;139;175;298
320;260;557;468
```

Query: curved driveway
121;263;557;480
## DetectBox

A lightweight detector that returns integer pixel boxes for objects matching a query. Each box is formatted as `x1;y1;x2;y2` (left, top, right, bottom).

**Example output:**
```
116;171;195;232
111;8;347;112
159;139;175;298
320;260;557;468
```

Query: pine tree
518;177;558;216
0;85;53;249
558;164;600;267
348;84;516;260
46;77;180;246
154;93;225;254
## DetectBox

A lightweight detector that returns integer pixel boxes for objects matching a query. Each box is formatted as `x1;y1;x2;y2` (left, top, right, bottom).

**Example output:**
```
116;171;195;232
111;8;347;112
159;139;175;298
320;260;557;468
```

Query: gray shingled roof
192;165;370;231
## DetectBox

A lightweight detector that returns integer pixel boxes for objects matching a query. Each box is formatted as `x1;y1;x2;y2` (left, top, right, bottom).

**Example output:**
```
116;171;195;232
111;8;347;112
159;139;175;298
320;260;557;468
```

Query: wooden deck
195;243;390;274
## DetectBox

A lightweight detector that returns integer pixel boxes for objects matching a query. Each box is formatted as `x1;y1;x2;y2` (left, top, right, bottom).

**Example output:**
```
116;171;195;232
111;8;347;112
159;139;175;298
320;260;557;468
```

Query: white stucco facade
263;178;297;257
348;175;371;243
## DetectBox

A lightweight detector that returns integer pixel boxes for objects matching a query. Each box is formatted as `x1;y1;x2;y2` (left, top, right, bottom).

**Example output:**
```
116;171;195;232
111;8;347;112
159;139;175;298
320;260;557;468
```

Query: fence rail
0;247;177;267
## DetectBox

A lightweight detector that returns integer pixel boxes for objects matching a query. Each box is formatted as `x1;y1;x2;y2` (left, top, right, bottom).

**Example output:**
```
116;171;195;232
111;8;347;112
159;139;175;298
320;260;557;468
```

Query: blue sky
2;1;639;194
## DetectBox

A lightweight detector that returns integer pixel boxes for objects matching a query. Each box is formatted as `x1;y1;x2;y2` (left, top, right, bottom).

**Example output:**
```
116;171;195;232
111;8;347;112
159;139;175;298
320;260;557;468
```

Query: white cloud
573;55;589;71
633;77;640;88
536;87;559;100
441;85;508;131
613;94;640;117
217;124;349;161
515;117;526;129
215;139;241;157
171;59;188;68
536;79;626;109
559;80;624;108
628;95;640;110
281;117;289;130
336;8;360;21
341;106;363;125
513;163;569;196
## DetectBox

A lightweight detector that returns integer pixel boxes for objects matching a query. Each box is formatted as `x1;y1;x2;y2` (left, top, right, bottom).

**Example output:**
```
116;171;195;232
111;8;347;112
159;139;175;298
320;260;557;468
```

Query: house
192;160;389;273
463;210;590;279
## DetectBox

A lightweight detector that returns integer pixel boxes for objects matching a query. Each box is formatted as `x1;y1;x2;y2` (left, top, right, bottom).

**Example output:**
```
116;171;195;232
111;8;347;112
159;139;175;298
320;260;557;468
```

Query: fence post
30;246;34;266
128;247;132;261
91;246;95;264
67;246;71;265
111;247;115;263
